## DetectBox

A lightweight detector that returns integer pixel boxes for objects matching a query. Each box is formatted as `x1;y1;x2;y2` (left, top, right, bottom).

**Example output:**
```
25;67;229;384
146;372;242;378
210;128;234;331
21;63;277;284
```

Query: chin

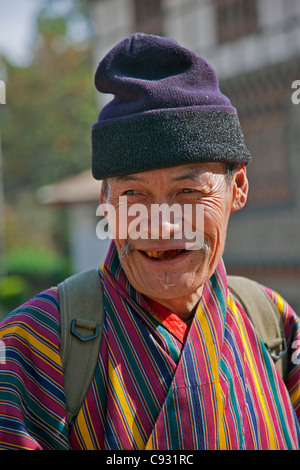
144;270;204;300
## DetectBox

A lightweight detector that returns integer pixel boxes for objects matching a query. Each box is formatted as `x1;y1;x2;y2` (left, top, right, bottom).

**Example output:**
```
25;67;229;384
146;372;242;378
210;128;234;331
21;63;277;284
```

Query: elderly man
0;34;299;450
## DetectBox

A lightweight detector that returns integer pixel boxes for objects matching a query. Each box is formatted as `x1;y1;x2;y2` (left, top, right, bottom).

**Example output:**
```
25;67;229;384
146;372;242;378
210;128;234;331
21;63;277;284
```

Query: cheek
202;198;231;243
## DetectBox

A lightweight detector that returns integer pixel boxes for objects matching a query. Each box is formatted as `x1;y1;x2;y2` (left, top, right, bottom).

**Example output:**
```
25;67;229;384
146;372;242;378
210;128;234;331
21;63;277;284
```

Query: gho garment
0;242;299;450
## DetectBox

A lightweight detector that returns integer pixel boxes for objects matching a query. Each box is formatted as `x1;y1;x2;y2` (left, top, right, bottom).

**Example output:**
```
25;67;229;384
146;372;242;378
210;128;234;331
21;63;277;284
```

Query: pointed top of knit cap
91;33;251;180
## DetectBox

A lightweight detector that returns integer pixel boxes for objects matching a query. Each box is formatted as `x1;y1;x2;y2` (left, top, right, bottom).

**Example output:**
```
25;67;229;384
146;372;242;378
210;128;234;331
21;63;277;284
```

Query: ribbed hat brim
92;108;252;180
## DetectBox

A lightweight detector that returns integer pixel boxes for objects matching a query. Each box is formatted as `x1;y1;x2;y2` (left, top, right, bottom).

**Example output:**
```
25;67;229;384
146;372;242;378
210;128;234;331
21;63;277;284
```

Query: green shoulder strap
58;268;104;425
58;271;288;425
227;275;288;382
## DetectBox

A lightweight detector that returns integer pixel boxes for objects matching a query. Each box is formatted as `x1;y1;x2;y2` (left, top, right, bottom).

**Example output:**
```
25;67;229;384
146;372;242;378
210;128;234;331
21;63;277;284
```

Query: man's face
101;162;248;315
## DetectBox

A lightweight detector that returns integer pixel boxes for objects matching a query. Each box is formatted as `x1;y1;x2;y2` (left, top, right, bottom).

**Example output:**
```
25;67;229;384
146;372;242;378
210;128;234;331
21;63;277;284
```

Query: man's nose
149;203;183;240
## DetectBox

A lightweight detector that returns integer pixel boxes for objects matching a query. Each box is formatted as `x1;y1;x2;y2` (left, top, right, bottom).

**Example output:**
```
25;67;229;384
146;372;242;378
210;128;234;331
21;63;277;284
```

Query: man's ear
231;165;249;213
100;180;107;205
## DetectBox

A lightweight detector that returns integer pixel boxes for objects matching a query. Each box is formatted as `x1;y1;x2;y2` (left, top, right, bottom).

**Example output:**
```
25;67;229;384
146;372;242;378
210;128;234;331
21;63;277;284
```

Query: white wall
163;0;300;79
68;203;111;272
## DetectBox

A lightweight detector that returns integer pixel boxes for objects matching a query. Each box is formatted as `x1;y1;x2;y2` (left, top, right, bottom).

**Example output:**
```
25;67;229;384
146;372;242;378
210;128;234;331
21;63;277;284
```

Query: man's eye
181;188;194;193
123;189;137;195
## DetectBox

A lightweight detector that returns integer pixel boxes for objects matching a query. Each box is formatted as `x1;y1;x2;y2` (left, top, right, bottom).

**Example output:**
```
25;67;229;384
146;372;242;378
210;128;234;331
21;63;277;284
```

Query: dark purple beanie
92;33;251;180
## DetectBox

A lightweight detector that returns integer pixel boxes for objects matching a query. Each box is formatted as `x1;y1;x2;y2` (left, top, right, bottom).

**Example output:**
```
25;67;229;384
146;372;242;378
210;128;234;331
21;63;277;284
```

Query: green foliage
0;2;98;315
5;245;71;289
0;275;29;315
0;1;99;297
0;2;98;199
37;14;68;37
0;244;71;316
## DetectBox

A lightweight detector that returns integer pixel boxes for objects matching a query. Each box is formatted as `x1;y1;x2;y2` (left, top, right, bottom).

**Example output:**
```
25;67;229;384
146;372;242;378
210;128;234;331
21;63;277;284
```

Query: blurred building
38;171;111;273
85;0;300;311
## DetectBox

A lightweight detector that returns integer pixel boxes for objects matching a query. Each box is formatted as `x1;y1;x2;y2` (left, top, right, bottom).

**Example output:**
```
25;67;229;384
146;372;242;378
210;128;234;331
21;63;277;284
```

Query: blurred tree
0;0;98;198
0;0;98;303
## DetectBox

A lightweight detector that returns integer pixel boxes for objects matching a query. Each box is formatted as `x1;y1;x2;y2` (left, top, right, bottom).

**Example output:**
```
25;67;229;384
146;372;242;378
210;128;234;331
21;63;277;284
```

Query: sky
0;0;42;66
0;0;92;68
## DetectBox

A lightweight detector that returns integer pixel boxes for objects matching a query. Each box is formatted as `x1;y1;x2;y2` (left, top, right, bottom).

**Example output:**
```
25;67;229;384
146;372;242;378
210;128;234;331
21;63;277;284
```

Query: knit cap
92;33;251;180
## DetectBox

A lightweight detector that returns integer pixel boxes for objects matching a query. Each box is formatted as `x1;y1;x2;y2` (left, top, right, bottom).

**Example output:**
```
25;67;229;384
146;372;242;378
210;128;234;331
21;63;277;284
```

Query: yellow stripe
75;408;95;449
290;388;300;409
1;325;60;365
274;292;285;316
108;357;145;449
85;402;100;449
228;296;277;449
196;300;227;449
145;435;154;450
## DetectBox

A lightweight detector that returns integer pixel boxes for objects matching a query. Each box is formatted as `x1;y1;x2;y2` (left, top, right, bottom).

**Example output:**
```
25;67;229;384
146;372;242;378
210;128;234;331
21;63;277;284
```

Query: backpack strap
227;275;288;382
58;268;104;425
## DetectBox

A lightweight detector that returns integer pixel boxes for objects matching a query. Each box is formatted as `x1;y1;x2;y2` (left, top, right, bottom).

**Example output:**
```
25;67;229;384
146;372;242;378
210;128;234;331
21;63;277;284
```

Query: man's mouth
142;249;186;260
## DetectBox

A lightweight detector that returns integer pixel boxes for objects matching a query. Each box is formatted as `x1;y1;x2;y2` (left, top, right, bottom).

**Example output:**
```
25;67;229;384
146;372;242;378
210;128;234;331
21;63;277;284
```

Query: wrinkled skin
100;162;248;321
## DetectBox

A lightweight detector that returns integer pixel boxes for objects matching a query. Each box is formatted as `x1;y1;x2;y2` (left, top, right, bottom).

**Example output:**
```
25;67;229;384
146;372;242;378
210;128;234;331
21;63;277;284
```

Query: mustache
119;239;135;263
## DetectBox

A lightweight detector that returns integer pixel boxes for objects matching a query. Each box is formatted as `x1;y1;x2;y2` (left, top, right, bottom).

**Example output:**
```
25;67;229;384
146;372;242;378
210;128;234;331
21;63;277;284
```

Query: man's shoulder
260;284;299;320
228;275;298;319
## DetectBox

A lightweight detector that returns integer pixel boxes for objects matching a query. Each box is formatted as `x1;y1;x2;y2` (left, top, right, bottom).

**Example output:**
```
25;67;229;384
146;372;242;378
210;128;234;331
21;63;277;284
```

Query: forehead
108;162;226;184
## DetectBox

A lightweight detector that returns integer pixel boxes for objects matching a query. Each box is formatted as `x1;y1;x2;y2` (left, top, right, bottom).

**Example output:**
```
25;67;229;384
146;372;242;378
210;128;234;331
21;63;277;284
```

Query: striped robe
0;242;299;449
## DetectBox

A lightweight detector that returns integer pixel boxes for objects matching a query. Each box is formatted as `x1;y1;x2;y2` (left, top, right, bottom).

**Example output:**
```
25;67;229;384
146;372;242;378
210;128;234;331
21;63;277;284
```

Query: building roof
37;170;102;205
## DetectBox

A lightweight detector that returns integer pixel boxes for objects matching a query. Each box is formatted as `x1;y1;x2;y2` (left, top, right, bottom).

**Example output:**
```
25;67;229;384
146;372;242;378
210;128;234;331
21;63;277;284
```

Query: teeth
145;251;166;259
145;250;184;259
